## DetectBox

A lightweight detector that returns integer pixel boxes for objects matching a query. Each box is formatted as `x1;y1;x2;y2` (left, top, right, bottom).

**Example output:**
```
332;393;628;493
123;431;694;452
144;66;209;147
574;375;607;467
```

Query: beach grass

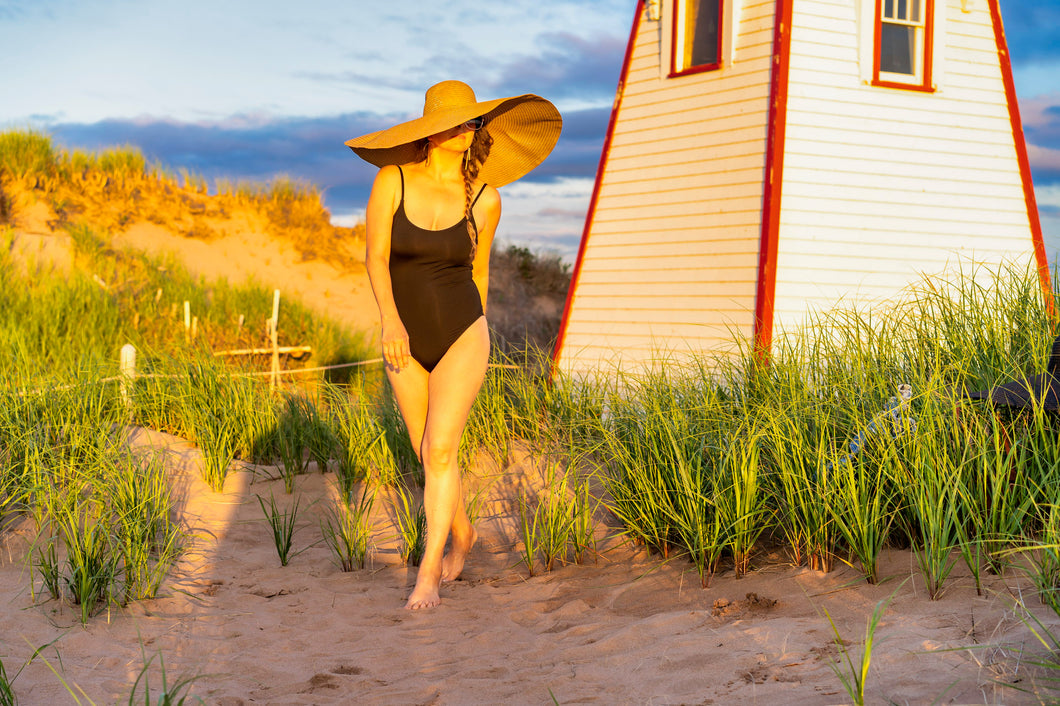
257;493;301;567
0;222;370;381
393;484;426;567
0;655;12;706
532;259;1058;588
0;209;376;621
3;252;1056;602
321;484;376;571
328;384;400;494
0;378;185;623
127;648;204;706
823;587;898;706
535;459;575;572
517;491;540;577
276;396;312;494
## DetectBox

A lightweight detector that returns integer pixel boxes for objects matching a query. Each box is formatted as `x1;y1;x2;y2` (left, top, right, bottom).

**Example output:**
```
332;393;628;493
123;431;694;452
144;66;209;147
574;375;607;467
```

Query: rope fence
15;287;520;399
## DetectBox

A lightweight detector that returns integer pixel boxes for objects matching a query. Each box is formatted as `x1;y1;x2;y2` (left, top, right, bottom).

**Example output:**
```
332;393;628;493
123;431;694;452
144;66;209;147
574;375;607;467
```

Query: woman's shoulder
475;181;501;207
370;164;405;199
372;163;403;185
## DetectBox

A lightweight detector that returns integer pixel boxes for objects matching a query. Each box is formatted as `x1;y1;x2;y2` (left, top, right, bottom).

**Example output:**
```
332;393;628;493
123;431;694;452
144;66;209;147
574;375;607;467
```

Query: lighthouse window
874;0;934;91
671;0;722;76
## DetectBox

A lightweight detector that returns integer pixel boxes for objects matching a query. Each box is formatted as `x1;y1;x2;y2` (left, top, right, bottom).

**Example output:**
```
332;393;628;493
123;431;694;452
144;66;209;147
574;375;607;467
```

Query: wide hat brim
345;93;561;187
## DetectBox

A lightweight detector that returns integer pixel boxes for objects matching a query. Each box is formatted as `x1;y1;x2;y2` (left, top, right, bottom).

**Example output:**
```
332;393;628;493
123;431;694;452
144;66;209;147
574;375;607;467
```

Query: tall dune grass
0;379;184;623
0;223;369;379
552;261;1058;590
0;215;376;620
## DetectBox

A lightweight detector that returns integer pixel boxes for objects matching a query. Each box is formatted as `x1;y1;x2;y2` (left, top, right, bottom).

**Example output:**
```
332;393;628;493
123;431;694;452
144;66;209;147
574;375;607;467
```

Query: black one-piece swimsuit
389;166;487;372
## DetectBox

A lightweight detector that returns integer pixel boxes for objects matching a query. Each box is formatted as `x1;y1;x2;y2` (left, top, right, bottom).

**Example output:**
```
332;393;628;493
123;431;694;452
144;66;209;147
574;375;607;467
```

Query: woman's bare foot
405;563;442;610
441;525;477;582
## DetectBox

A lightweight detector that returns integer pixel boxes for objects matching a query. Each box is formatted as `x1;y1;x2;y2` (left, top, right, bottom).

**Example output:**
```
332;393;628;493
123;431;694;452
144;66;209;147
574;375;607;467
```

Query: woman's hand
381;315;411;370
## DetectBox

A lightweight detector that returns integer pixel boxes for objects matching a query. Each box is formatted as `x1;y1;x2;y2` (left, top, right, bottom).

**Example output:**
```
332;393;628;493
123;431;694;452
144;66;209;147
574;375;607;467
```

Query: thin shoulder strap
396;165;405;201
470;182;487;209
468;183;488;245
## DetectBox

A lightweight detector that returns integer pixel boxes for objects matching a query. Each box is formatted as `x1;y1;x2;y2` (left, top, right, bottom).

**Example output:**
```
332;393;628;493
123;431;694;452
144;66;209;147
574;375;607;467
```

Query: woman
346;81;561;609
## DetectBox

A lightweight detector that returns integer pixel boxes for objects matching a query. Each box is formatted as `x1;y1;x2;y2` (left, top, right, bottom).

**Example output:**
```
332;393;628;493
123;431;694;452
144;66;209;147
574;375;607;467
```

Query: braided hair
462;127;493;259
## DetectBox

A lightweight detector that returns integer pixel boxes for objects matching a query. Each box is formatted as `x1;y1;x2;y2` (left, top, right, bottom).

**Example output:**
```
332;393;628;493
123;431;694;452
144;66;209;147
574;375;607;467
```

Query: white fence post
120;343;136;412
270;289;280;390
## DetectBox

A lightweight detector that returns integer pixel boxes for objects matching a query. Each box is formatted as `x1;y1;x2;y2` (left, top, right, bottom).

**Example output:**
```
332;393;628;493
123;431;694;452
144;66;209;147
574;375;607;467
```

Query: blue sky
1;0;1057;263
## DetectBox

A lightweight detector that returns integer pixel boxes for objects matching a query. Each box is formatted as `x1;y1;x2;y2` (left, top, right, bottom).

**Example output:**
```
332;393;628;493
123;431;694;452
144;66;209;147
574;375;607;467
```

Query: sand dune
115;221;380;339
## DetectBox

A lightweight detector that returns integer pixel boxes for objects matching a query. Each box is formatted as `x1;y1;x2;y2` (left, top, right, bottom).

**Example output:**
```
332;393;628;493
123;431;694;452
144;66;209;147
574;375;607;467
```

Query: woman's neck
423;156;462;182
424;146;464;182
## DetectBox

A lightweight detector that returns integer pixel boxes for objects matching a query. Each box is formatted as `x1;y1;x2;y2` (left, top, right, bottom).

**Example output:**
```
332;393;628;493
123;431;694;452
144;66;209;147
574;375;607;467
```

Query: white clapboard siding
556;0;775;376
554;0;1042;379
772;0;1035;334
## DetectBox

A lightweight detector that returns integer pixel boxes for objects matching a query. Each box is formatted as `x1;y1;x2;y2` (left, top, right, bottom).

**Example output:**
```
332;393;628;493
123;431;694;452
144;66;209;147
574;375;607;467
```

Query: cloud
1038;185;1060;270
47;103;610;242
1021;93;1060;128
0;0;65;21
539;207;589;219
293;69;431;97
487;31;626;103
1028;143;1060;185
1021;93;1060;186
496;177;595;258
1038;184;1060;212
295;28;626;113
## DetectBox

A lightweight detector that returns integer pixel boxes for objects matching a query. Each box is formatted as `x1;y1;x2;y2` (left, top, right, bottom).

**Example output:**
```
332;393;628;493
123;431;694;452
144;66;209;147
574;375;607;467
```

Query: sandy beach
3;220;1060;705
2;420;1060;704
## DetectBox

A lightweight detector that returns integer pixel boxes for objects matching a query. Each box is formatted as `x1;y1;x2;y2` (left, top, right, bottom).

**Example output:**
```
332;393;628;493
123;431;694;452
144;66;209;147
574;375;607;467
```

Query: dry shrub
263;178;362;268
0;130;57;184
487;244;571;354
0;179;11;225
0;129;367;271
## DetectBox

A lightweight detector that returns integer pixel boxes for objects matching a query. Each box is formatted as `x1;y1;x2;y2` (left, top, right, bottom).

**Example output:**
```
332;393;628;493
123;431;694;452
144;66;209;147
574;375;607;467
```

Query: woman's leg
386;362;476;572
385;360;429;464
405;317;490;609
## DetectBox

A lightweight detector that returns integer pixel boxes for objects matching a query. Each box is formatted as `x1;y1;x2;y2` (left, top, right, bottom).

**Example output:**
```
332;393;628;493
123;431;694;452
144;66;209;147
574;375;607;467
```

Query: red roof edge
550;0;645;373
752;0;794;360
987;0;1054;319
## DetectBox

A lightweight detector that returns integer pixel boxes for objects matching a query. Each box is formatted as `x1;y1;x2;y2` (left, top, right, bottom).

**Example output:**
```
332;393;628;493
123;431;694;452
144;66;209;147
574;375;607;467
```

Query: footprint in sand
711;592;779;619
301;673;342;693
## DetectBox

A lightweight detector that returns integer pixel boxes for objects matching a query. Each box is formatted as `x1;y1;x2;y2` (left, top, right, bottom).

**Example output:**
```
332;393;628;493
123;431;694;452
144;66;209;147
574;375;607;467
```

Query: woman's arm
470;185;501;314
364;164;410;369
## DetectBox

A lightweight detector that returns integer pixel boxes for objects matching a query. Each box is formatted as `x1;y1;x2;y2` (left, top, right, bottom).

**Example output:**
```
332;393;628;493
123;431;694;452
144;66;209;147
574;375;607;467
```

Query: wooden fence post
120;343;136;413
270;289;280;390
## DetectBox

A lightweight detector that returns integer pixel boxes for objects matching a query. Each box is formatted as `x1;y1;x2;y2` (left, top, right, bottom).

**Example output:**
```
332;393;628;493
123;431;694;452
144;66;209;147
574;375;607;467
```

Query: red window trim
871;0;935;93
872;79;935;92
668;0;724;78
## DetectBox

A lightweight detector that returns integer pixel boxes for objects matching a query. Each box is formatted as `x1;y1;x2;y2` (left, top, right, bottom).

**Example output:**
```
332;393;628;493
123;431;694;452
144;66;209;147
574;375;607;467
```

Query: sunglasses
461;116;486;131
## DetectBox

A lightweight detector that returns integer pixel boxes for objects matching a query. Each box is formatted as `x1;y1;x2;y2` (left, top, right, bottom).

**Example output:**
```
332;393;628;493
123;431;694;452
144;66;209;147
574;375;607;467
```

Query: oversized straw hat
966;335;1060;411
345;80;562;187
